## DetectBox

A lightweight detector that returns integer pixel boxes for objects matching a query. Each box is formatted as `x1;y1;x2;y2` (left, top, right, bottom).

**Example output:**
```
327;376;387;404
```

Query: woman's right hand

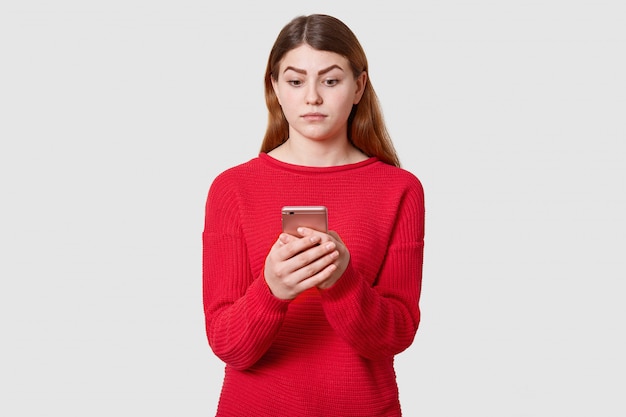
264;229;339;300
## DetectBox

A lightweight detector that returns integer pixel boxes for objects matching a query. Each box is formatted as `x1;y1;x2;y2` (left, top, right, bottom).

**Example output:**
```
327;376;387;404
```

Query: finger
277;233;292;247
289;245;339;283
269;239;333;280
280;234;325;260
299;259;338;288
296;227;332;242
288;240;336;269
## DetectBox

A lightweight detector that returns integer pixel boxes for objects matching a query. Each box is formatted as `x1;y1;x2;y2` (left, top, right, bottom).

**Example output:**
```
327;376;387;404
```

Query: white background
1;1;624;416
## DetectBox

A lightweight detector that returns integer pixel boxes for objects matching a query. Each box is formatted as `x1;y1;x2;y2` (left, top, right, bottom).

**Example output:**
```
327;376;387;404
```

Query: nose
306;84;322;105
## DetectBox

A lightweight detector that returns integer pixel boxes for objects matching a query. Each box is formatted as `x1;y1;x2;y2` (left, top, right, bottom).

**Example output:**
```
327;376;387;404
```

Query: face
272;44;367;145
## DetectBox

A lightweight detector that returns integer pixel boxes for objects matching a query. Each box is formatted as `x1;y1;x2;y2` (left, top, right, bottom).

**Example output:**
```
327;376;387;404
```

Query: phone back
281;206;328;235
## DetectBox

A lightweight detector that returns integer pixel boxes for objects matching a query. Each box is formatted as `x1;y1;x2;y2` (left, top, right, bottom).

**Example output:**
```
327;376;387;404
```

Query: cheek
278;95;300;121
278;95;295;114
338;95;357;115
277;89;297;106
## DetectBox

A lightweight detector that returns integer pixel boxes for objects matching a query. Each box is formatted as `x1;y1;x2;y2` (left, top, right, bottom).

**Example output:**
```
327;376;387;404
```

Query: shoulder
375;164;425;216
205;156;264;203
374;162;424;194
209;157;262;187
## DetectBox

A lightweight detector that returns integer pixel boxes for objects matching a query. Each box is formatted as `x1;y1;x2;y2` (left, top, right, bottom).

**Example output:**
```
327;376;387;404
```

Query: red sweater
202;153;425;416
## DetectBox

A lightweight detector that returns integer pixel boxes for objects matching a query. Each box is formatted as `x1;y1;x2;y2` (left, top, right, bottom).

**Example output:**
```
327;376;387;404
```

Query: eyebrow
283;64;344;75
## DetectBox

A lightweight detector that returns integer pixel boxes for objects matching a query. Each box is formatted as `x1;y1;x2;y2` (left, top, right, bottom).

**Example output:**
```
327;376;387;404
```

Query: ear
353;71;368;105
271;75;282;106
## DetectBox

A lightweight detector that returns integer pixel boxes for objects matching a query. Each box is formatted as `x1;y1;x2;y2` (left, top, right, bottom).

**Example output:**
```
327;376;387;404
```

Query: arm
202;177;289;370
319;181;425;359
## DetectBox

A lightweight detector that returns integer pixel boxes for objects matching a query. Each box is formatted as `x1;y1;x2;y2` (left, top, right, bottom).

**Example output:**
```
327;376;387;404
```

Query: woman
203;14;425;416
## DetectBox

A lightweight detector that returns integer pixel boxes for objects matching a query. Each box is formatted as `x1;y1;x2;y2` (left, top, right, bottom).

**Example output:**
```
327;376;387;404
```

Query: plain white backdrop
1;1;624;416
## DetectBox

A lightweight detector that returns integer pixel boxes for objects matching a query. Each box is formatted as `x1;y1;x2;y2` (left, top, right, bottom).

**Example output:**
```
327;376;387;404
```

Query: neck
269;138;367;167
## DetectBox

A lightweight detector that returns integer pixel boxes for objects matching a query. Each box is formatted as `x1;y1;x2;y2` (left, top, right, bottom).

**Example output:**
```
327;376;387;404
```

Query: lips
301;112;327;121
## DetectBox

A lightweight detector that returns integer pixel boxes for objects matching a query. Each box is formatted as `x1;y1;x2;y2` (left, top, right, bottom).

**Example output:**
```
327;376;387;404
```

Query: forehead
279;44;349;72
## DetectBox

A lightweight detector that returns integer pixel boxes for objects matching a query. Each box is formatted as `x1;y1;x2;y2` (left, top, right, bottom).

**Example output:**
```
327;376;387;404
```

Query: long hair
260;14;401;167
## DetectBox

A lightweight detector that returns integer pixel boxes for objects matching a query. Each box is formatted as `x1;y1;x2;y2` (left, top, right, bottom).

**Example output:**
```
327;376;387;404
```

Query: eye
287;80;303;87
324;79;339;87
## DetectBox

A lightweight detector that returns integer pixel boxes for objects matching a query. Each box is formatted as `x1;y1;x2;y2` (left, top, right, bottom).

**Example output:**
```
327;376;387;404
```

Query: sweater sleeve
319;177;425;360
202;174;290;370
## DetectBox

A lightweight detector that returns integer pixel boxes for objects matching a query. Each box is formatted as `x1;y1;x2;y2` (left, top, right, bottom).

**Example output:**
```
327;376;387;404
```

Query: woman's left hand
294;228;350;290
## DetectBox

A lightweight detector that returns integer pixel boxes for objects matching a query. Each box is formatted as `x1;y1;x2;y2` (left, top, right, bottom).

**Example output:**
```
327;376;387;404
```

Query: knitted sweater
202;153;425;416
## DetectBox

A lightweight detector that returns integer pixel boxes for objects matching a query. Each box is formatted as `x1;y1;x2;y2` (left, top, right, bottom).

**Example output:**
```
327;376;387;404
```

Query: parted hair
260;14;400;167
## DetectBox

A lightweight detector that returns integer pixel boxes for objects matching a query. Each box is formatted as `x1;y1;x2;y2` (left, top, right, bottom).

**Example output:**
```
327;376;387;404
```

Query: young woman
203;14;425;416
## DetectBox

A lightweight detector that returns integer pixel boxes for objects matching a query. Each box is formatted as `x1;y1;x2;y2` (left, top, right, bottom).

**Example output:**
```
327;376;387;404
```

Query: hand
263;227;347;300
297;228;350;290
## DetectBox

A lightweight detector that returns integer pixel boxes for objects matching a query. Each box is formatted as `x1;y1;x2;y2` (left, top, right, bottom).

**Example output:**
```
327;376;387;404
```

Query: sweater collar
259;152;379;174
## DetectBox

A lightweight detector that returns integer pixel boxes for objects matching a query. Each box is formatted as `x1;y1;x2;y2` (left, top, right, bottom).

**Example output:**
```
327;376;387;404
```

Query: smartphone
281;206;328;235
